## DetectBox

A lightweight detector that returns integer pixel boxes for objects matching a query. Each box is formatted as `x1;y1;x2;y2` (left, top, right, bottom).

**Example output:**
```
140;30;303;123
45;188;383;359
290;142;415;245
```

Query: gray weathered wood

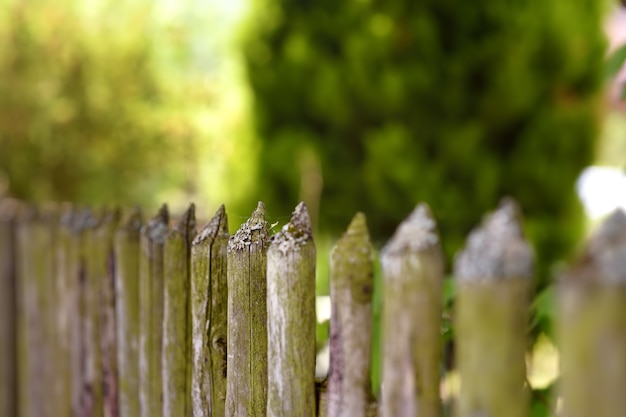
17;205;59;417
226;201;270;417
0;199;18;417
191;205;229;417
327;212;374;417
162;204;196;417
139;205;169;417
453;199;533;417
558;209;626;417
114;208;143;417
79;209;104;417
380;204;444;417
93;209;121;417
55;206;78;417
267;202;316;417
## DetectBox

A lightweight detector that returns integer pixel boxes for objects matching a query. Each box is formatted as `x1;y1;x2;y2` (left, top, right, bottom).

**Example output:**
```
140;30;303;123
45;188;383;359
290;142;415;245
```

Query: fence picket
327;212;374;417
559;209;626;417
162;204;196;417
226;201;270;417
139;205;169;417
267;202;316;417
0;200;18;417
94;209;121;417
114;208;142;417
380;204;444;417
191;205;229;417
453;199;533;417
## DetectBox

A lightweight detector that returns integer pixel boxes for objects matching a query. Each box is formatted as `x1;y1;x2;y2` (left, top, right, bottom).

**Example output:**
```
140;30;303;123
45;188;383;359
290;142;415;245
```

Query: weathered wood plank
93;209;121;417
266;202;316;417
16;205;59;417
162;204;195;417
114;208;143;417
380;204;444;417
139;205;169;417
190;205;229;417
226;201;270;417
78;209;104;417
55;206;78;417
453;199;533;417
327;212;374;417
0;199;19;417
559;209;626;417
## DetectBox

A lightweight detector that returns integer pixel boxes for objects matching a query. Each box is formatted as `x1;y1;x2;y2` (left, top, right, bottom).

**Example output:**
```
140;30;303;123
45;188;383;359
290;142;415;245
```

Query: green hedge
243;0;606;281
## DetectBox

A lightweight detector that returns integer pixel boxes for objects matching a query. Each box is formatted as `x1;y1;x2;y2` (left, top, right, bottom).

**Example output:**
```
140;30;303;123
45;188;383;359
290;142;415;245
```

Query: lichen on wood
139;204;169;417
380;204;444;417
559;209;626;417
453;198;532;417
114;207;143;417
191;205;229;417
226;201;270;417
162;204;196;417
327;212;374;417
267;202;316;417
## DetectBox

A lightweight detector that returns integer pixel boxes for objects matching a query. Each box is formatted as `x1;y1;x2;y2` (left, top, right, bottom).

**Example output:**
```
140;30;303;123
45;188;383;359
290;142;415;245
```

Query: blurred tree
243;0;606;282
0;0;208;208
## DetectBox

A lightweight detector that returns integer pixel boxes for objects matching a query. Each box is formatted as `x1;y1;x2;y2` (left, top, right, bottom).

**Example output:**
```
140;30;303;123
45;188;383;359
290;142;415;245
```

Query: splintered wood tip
228;201;269;252
269;202;313;254
565;209;626;285
158;204;170;224
382;203;440;257
73;208;99;233
251;201;266;222
146;204;170;243
193;204;228;245
454;198;534;282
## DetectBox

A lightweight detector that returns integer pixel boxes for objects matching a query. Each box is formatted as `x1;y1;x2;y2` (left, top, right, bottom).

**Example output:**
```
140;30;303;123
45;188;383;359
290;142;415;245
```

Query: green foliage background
243;0;606;284
0;0;257;220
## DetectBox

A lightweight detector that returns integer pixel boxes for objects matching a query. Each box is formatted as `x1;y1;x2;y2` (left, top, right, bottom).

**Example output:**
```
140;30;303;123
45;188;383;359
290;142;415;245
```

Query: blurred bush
0;0;214;208
243;0;606;283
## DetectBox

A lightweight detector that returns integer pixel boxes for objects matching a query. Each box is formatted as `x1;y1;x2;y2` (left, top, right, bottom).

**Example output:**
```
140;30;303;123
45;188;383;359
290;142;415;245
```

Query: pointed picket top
455;198;534;282
335;212;370;247
270;201;313;255
565;209;626;285
229;201;269;252
72;207;99;234
171;203;196;240
120;207;143;232
382;203;440;257
193;204;228;246
144;204;169;243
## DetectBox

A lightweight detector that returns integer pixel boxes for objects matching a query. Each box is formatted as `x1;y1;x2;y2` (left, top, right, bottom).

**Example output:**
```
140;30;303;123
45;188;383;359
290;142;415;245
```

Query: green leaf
605;43;626;81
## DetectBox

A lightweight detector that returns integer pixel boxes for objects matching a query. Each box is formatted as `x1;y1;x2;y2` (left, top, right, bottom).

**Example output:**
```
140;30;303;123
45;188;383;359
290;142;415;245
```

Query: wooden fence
1;196;625;417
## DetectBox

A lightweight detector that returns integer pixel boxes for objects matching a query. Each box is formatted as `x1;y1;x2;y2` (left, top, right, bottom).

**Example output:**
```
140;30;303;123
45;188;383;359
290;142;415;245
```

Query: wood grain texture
162;204;195;417
226;202;269;417
266;202;316;417
190;205;229;417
